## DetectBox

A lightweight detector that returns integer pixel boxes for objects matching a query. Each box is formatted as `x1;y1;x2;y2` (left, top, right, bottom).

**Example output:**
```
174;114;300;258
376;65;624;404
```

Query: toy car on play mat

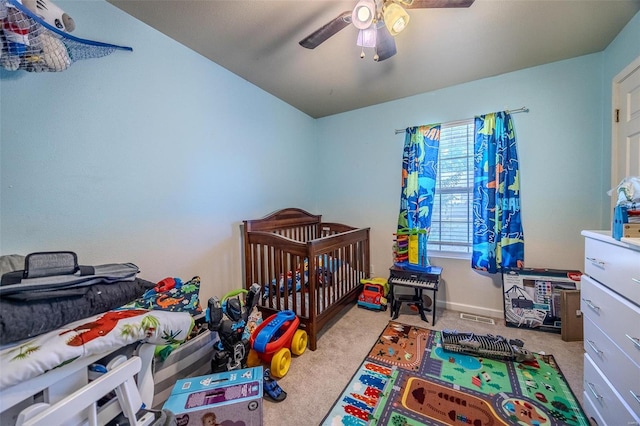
246;310;307;378
357;277;389;311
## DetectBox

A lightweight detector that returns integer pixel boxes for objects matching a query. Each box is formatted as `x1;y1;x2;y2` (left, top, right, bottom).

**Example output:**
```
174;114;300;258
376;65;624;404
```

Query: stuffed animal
1;0;75;71
0;0;74;72
35;31;70;71
22;0;75;32
1;4;31;71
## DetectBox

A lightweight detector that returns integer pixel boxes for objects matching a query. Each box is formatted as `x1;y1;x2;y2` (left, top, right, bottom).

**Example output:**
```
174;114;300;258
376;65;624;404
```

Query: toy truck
357;277;389;311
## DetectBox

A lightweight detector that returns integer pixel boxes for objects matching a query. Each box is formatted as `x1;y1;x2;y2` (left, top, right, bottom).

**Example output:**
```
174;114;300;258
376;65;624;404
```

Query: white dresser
581;230;640;425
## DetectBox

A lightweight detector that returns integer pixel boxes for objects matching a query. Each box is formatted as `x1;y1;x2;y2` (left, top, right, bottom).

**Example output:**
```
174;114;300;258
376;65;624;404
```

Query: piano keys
388;264;442;324
388;265;442;290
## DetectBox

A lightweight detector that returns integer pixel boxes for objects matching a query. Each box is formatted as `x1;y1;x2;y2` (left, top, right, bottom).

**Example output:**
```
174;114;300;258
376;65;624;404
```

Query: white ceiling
107;0;640;118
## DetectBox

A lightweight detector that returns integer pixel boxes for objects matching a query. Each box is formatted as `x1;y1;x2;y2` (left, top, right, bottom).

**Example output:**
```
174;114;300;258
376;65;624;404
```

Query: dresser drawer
582;388;607;426
581;275;640;366
583;354;640;425
584;237;640;305
583;316;640;411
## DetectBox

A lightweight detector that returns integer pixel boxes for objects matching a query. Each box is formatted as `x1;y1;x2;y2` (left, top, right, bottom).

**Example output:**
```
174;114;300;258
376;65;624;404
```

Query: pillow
120;276;202;315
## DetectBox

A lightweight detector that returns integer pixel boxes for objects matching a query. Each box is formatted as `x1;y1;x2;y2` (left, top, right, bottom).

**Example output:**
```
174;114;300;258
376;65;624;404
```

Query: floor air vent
459;313;496;325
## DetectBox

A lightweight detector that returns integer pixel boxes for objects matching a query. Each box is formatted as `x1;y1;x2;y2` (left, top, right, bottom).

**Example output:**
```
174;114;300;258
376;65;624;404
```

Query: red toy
247;310;307;378
357;277;389;311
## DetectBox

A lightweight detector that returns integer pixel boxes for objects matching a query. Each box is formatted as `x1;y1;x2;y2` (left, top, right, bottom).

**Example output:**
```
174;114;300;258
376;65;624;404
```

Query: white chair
16;356;157;426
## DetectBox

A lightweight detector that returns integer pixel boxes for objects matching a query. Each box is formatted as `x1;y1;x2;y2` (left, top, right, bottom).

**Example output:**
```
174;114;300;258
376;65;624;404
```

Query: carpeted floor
262;303;586;426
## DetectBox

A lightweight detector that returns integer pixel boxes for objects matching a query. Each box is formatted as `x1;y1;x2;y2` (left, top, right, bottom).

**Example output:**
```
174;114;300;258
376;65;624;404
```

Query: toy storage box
502;268;582;333
152;321;218;408
163;366;263;426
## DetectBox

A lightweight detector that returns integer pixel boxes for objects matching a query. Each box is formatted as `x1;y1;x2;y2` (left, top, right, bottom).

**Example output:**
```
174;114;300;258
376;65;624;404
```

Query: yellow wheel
246;349;261;367
291;329;308;356
270;348;291;378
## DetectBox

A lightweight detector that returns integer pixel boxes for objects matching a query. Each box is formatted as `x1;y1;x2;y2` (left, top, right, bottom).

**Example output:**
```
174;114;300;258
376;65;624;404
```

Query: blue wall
1;2;638;314
316;53;604;315
313;11;639;316
0;1;317;301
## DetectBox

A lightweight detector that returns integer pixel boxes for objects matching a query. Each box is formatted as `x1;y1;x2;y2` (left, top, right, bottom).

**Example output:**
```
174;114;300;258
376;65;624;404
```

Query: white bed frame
0;343;156;426
15;355;156;426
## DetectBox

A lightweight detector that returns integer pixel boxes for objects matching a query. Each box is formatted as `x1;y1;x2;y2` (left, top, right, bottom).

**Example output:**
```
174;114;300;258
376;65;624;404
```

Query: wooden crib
243;208;370;350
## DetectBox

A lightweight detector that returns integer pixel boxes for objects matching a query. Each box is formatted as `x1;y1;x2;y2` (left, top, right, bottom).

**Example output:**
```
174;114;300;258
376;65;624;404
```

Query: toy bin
162;366;263;426
152;319;217;408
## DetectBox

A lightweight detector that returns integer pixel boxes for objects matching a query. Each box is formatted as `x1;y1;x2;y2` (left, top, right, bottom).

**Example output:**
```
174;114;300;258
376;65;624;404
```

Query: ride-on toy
246;310;307;378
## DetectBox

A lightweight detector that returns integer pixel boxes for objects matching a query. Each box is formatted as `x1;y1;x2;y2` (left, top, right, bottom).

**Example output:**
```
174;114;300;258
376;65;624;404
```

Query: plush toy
1;5;31;71
36;31;70;71
3;0;74;72
22;0;75;32
1;0;75;72
0;21;4;66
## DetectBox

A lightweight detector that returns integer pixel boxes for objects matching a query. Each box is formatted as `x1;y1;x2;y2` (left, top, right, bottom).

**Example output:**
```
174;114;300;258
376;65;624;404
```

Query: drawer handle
587;340;603;356
632;390;640;405
633;277;640;285
586;381;603;401
626;334;640;349
585;257;606;267
582;298;600;312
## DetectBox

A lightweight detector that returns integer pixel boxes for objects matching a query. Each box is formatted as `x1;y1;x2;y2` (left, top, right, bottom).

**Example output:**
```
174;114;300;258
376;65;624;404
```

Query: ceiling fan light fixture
352;0;376;30
356;28;377;48
375;23;397;61
383;2;410;36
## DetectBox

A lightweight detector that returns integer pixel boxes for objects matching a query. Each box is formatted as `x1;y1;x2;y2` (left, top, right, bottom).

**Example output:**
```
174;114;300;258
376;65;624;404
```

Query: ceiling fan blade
299;11;352;49
375;26;397;62
402;0;475;9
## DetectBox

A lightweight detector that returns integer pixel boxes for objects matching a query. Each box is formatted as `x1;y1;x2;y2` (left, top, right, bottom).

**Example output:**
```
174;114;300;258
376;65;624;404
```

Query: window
430;119;474;255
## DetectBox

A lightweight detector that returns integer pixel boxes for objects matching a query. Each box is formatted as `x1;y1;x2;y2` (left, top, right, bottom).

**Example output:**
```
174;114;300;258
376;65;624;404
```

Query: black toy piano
388;264;442;324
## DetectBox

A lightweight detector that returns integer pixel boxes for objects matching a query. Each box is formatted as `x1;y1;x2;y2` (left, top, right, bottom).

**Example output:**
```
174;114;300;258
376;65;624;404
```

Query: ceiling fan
299;0;475;62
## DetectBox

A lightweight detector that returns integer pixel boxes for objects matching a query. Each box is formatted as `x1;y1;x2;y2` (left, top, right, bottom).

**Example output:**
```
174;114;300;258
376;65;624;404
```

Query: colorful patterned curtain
472;112;524;273
398;124;441;233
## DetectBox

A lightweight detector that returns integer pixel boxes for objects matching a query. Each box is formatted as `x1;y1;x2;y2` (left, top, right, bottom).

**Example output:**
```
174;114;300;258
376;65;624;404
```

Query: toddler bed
0;308;193;425
0;257;205;426
243;208;370;350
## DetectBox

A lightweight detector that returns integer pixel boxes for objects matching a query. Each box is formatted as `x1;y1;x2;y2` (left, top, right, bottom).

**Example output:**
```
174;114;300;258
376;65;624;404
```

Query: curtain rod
394;106;529;135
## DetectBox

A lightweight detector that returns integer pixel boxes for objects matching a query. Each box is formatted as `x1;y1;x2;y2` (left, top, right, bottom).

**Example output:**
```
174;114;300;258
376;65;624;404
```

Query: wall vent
459;313;496;325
